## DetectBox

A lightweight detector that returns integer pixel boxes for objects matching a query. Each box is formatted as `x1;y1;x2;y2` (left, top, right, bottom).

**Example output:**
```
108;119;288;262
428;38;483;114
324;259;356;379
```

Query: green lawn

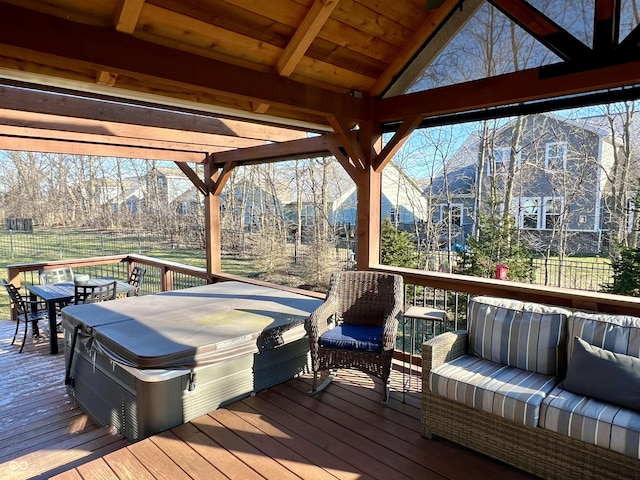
0;246;261;321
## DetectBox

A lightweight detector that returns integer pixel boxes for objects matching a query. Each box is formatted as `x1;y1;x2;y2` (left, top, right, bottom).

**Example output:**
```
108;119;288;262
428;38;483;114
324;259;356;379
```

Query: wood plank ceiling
0;0;640;161
0;1;638;163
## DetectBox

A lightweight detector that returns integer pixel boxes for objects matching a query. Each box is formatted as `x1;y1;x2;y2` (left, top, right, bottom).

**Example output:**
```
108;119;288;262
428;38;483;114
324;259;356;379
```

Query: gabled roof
0;0;638;165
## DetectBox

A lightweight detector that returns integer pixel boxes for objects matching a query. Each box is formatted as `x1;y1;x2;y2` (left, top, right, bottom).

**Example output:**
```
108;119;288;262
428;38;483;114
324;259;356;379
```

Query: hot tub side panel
65;336;255;442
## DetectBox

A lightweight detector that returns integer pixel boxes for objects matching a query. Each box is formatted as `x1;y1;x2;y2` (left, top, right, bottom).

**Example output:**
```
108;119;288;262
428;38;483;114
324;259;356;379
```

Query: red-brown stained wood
0;319;537;480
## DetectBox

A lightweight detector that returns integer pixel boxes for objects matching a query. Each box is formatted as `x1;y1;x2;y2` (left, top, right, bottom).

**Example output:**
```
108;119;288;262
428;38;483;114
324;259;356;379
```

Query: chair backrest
74;281;117;304
328;271;404;327
39;266;74;284
2;279;27;315
128;266;146;295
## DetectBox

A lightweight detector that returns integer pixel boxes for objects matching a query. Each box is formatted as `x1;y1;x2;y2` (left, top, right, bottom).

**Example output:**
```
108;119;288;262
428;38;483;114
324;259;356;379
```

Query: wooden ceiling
0;0;639;164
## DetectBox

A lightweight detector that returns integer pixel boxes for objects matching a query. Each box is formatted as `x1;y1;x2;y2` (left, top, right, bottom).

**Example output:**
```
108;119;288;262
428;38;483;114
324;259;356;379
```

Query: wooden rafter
96;71;118;86
489;0;591;62
373;115;424;171
0;124;234;154
0;136;206;162
383;0;483;98
176;162;207;195
276;0;338;77
114;0;145;34
327;115;367;169
0;108;270;150
211;135;338;166
0;3;366;127
594;0;620;52
0;84;308;142
377;59;640;124
370;0;470;97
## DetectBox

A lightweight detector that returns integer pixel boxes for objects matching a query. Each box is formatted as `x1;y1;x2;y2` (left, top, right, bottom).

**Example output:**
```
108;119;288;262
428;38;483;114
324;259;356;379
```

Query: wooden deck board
0;319;539;480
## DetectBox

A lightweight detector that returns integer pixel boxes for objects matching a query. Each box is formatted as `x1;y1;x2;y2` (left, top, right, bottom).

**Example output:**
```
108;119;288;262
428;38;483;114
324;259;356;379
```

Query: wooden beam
0;136;206;162
96;70;118;86
203;160;221;275
276;0;338;77
211;134;338;165
376;59;640;123
175;162;207;196
620;20;640;50
355;167;382;269
373;115;423;170
371;0;472;97
115;0;145;34
203;157;236;275
210;162;236;196
329;144;358;181
0;123;234;154
0;84;308;142
327;115;366;169
488;0;591;62
0;3;367;124
594;0;620;52
0;108;270;150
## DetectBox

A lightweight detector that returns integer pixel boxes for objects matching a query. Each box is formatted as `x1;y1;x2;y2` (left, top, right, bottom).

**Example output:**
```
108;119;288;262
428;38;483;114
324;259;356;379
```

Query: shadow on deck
0;319;536;480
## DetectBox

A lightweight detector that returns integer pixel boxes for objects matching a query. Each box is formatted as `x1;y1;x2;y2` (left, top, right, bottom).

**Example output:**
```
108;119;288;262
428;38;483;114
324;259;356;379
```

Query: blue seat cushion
318;325;384;352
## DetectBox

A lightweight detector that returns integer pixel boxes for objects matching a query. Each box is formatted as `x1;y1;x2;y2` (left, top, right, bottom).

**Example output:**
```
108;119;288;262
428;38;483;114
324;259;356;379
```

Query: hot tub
61;281;322;442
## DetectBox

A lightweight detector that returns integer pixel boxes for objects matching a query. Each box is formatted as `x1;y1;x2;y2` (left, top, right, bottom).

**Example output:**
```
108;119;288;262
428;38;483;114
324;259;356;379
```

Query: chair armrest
422;331;468;393
306;297;339;343
422;330;468;373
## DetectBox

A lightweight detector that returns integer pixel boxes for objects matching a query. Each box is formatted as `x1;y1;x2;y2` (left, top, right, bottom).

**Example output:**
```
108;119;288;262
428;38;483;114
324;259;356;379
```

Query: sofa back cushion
468;296;572;376
567;312;640;359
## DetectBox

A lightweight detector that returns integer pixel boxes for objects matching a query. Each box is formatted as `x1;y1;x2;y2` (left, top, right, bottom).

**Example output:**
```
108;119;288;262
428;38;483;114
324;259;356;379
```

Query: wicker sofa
422;296;640;480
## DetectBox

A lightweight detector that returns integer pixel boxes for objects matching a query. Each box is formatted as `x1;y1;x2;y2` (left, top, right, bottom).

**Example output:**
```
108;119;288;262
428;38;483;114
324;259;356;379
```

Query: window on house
389;207;400;223
545;142;567;170
543;197;563;229
486;147;509;176
518;197;540;229
440;204;463;226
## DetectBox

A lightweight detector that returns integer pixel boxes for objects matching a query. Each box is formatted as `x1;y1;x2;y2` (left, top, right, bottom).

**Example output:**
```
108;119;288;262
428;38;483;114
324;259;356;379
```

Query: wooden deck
0;319;537;480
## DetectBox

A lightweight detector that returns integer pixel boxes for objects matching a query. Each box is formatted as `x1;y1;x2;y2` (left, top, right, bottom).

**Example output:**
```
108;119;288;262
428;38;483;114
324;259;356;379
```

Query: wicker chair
2;279;49;352
307;271;404;404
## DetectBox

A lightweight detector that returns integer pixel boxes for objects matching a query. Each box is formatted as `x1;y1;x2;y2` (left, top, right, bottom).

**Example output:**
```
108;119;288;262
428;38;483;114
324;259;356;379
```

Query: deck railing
7;255;640;365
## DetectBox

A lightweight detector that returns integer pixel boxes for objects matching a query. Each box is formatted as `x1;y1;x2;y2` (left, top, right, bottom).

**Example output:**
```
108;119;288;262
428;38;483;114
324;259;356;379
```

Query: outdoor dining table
27;278;136;354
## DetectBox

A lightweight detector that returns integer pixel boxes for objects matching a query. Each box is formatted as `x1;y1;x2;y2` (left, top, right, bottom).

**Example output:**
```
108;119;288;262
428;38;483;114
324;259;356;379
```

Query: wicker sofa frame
422;331;640;480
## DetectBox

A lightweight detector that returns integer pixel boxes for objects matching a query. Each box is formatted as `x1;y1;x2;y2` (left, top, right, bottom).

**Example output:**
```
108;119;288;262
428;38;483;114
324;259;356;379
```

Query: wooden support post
355;166;382;269
204;157;235;277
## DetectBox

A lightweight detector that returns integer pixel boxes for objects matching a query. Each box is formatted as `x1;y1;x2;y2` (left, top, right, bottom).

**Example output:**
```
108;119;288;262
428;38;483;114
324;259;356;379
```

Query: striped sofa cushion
567;312;640;359
540;386;640;459
468;297;572;376
430;355;559;427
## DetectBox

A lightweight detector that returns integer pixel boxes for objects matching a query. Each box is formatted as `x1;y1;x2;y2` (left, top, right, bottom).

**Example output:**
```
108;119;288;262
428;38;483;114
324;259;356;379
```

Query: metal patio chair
127;266;146;296
307;270;404;404
73;281;117;304
2;279;49;353
39;266;74;284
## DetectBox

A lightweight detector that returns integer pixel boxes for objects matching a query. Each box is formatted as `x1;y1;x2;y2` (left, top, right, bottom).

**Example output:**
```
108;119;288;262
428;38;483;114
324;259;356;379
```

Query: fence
0;228;616;293
0;228;162;260
530;257;612;291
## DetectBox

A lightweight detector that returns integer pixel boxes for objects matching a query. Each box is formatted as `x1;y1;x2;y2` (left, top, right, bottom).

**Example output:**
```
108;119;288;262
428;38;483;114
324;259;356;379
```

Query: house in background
328;162;430;233
427;113;636;254
99;166;198;215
